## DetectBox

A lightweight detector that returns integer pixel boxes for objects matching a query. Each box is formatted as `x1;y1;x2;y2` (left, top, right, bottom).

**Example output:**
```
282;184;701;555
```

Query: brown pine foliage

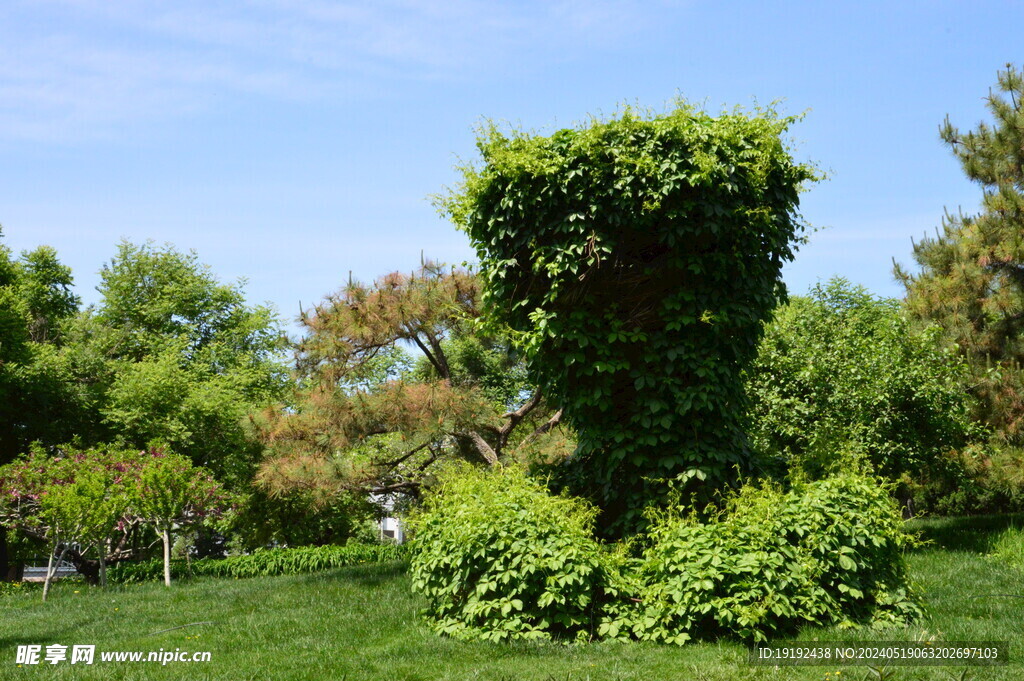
254;263;568;502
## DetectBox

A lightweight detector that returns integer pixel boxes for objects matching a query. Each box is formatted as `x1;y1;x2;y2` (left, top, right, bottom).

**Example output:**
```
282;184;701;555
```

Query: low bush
906;444;1024;516
108;542;406;583
408;465;616;642
629;473;921;643
409;466;920;645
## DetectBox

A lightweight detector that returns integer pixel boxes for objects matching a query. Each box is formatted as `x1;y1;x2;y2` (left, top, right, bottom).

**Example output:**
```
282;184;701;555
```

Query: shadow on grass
907;512;1024;553
0;617;101;649
302;560;409;587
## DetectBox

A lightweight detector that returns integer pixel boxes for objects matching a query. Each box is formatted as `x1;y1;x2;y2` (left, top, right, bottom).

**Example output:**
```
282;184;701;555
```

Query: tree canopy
64;240;290;485
746;278;980;496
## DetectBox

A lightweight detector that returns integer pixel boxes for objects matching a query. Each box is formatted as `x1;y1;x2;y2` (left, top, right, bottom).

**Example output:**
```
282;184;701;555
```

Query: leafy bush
628;473;921;643
108;543;405;583
408;467;920;645
746;278;981;489
408;465;615;642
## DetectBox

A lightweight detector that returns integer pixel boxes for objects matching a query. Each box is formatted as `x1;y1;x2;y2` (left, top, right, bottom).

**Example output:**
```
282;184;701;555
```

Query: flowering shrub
0;445;226;592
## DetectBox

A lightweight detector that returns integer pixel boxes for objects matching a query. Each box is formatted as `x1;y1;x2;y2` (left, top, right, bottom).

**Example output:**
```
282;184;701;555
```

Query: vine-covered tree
255;263;567;501
441;103;818;535
895;64;1024;444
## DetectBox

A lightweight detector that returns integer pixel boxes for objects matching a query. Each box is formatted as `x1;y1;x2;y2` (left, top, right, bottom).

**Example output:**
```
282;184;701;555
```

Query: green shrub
629;473;921;643
108;543;406;583
408;465;614;642
407;467;918;646
746;278;980;487
908;444;1024;516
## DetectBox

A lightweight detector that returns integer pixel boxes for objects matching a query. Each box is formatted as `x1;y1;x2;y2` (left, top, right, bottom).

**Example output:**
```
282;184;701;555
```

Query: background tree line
2;65;1023;581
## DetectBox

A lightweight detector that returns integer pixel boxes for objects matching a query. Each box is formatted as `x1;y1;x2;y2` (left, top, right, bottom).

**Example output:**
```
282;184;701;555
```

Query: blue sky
0;0;1019;328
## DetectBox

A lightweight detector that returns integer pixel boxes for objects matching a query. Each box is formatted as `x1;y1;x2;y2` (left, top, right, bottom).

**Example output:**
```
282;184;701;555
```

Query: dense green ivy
442;103;818;534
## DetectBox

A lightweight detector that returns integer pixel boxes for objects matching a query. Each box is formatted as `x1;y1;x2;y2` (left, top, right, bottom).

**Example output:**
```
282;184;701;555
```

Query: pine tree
895;64;1024;442
254;263;567;501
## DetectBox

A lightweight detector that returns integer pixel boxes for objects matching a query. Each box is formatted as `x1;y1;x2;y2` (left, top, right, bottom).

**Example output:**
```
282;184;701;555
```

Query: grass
1;515;1023;680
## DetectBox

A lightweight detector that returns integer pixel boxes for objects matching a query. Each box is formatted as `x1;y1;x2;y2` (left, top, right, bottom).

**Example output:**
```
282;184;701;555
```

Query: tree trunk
42;542;56;603
42;542;70;603
163;528;172;587
98;552;107;588
0;527;21;582
65;548;101;585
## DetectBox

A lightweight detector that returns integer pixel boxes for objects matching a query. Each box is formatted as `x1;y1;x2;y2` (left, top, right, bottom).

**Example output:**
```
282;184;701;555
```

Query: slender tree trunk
42;542;71;603
98;552;107;588
42;541;56;603
163;528;172;587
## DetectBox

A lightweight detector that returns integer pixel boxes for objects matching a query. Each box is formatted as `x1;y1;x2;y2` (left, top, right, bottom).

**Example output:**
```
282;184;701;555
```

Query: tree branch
423;328;452;379
410;334;448;379
463;431;499;466
369;480;422;495
512;409;563;455
496;388;543;448
378;442;430;469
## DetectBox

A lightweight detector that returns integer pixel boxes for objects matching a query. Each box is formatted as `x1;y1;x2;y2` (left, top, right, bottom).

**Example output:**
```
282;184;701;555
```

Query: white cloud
0;0;685;142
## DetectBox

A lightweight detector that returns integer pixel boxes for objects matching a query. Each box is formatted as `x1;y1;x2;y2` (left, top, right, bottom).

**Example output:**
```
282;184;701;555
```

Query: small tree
133;449;225;587
442;103;818;535
0;447;135;600
0;446;224;591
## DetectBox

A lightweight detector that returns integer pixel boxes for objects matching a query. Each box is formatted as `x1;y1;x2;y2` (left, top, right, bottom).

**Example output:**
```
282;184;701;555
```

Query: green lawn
2;516;1022;681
